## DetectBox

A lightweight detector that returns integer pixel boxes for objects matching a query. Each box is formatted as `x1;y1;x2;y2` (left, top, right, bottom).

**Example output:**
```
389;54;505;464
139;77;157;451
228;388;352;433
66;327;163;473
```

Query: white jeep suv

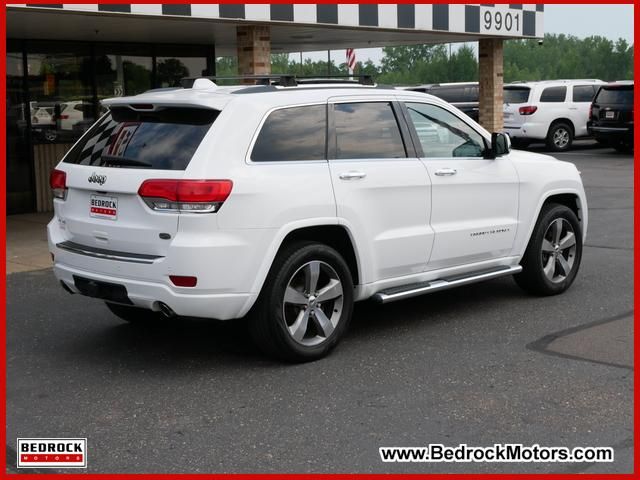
48;76;587;361
503;79;604;151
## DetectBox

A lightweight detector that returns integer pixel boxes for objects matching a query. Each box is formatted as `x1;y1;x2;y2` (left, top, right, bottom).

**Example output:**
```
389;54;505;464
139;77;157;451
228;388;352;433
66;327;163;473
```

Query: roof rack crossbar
180;73;375;88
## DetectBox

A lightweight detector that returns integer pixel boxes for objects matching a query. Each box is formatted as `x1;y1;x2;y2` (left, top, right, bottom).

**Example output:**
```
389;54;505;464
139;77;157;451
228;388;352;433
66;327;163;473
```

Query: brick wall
236;25;271;78
478;38;504;133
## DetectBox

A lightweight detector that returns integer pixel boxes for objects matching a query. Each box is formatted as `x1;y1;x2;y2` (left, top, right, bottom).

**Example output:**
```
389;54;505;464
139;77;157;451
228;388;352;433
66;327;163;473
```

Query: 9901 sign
483;10;521;33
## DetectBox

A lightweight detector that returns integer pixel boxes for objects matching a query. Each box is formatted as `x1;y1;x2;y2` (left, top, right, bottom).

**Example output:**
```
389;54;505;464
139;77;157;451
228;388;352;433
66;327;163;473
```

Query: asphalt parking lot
6;141;634;474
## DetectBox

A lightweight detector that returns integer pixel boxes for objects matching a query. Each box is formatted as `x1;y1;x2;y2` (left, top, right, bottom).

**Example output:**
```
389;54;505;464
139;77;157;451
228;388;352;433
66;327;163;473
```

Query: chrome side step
372;265;523;304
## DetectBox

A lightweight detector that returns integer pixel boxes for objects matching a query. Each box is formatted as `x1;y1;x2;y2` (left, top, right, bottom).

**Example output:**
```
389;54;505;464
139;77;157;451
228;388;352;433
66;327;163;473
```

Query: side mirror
488;132;511;158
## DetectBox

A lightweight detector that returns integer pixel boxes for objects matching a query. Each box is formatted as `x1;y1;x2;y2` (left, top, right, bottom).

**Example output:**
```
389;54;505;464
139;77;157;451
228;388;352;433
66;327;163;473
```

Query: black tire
105;302;166;324
514;203;583;296
546;122;573;152
248;242;354;362
595;136;610;146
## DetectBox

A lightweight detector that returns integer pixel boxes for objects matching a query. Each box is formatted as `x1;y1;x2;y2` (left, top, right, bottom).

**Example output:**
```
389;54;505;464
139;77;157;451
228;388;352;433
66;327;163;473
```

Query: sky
298;4;635;65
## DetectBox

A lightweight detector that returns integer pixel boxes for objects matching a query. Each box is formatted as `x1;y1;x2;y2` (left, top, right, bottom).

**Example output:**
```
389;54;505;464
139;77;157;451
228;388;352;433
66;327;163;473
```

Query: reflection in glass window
251;105;326;162
406;103;486;158
26;50;94;145
157;57;207;87
63;107;219;170
334;102;406;159
95;54;152;99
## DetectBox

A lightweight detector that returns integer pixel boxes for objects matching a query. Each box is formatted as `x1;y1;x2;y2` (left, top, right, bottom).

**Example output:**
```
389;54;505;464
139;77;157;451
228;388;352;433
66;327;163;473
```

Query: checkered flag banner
77;117;120;165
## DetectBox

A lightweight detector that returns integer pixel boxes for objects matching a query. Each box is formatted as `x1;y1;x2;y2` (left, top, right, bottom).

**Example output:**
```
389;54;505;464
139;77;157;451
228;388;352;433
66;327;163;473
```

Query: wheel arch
248;221;363;304
547;118;576;138
526;189;587;248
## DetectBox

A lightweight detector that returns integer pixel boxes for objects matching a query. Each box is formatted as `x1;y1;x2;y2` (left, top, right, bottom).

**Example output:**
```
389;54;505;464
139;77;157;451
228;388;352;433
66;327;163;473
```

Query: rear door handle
434;168;457;177
339;171;367;180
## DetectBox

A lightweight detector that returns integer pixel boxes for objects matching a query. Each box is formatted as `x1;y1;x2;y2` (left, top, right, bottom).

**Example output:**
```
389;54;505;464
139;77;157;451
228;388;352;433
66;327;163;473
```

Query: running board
372;265;523;304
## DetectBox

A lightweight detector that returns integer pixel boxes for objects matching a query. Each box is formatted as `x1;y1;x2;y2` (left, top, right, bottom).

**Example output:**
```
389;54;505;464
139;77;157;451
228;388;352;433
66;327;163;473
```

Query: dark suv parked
404;82;479;122
588;81;634;152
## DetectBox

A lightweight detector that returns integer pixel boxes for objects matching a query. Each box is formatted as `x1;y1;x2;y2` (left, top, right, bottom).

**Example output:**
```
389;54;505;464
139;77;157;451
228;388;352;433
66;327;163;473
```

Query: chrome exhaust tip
158;302;176;318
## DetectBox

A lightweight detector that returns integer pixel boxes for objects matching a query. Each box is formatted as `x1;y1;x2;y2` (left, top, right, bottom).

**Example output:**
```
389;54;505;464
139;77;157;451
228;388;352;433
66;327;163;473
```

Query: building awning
8;4;544;55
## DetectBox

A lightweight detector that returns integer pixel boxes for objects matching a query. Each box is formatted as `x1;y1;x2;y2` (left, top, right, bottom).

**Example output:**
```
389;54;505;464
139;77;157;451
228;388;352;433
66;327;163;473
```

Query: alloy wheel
553;128;570;148
541;218;577;283
282;260;344;347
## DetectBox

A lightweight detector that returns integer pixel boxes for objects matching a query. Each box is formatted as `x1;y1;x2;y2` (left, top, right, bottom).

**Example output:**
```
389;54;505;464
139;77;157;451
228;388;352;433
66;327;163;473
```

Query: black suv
404;82;479;122
588;81;634;152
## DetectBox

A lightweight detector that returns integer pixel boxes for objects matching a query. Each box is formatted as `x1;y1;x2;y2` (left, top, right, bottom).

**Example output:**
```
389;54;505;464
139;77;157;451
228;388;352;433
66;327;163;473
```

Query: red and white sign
17;438;87;468
90;194;118;220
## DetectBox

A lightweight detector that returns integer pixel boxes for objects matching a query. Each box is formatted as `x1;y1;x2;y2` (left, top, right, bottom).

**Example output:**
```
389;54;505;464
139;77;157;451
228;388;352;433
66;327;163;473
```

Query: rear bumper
47;218;272;320
53;262;255;320
588;124;633;140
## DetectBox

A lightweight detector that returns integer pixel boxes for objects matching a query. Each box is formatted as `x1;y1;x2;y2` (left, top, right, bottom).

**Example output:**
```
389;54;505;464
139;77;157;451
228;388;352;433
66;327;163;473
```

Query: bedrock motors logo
17;438;87;468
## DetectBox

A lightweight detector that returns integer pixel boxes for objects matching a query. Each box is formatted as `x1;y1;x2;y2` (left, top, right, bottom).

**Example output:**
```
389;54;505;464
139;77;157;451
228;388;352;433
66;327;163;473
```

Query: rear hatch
592;84;634;125
503;86;532;127
55;105;219;256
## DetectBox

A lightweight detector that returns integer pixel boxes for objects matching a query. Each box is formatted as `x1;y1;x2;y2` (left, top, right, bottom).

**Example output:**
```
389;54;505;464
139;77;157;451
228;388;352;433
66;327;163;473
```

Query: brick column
236;25;271;78
478;39;504;132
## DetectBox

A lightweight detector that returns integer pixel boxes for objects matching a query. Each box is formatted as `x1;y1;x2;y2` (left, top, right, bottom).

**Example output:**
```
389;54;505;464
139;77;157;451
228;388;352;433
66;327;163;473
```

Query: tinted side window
430;86;465;103
251;105;326;162
573;85;596;102
540;86;567;103
406;102;486;158
334;102;406;159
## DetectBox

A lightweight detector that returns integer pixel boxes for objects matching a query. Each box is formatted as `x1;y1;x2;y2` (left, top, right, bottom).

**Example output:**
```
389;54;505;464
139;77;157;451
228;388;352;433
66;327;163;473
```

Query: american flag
346;48;356;74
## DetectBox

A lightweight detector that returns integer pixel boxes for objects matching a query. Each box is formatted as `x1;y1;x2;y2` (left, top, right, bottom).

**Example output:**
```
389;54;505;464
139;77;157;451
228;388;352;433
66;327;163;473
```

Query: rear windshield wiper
100;155;153;168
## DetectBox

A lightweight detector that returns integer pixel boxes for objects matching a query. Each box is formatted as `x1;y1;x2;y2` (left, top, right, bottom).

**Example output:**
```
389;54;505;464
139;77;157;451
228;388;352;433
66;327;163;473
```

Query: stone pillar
236;25;271;78
478;38;504;132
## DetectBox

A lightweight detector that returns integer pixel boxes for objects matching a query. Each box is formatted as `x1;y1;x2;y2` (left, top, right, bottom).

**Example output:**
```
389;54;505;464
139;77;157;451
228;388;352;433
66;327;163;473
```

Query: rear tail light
138;179;233;213
49;169;67;200
169;275;198;287
589;103;593;120
518;105;538;116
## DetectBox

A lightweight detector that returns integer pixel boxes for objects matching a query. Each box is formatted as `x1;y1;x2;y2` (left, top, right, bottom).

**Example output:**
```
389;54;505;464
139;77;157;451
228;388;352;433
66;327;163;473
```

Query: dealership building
7;3;543;214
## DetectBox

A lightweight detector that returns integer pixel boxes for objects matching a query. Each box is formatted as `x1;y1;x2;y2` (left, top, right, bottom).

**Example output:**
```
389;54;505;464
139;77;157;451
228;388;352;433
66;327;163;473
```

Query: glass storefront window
7;44;33;213
6;40;214;214
26;45;94;145
95;46;153;100
156;56;207;87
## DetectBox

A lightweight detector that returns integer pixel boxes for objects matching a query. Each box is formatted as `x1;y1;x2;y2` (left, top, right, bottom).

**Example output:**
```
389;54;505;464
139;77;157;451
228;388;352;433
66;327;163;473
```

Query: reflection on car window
63;107;218;170
251;105;326;162
334;102;406;159
406;103;486;158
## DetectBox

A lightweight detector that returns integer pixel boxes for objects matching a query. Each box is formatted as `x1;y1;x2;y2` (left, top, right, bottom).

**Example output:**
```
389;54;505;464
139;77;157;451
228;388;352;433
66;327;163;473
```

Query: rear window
595;86;634;105
251;105;326;162
63;106;219;170
504;87;530;104
540;86;567;103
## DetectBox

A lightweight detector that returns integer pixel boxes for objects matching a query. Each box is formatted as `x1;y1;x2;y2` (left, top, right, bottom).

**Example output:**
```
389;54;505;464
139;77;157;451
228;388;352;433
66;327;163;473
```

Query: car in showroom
403;82;479;121
47;75;588;362
503;79;605;151
588;81;634;152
